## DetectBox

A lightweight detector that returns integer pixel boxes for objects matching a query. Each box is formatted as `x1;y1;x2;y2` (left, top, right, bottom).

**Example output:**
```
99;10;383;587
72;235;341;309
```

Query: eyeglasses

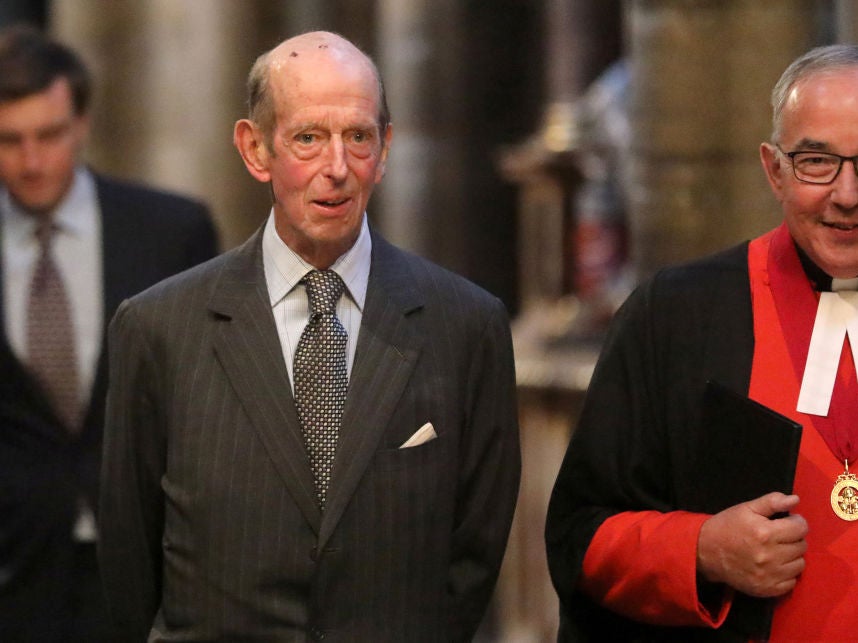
776;144;858;184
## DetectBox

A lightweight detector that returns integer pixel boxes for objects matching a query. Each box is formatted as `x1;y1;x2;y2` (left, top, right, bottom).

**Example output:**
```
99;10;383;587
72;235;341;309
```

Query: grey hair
771;44;858;142
246;49;275;149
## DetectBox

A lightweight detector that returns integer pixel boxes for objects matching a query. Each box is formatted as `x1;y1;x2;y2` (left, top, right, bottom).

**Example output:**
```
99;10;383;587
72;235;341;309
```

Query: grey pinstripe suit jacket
98;226;521;642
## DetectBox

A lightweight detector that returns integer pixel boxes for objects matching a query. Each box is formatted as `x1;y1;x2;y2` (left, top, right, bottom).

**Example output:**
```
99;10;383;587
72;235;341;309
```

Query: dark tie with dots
27;220;81;433
294;270;348;510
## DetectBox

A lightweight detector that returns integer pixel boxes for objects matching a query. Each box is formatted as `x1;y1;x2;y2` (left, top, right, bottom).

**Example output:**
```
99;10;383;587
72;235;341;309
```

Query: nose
20;138;43;173
831;159;858;210
323;137;348;182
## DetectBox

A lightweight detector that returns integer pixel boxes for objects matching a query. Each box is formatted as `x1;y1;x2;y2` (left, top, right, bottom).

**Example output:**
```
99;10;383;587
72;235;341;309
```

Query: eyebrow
792;138;830;151
0;118;72;142
291;121;379;134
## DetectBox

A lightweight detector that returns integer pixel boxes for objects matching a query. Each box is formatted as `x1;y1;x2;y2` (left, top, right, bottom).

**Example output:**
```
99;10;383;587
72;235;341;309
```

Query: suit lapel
87;176;128;433
99;176;135;335
209;229;322;531
319;233;424;547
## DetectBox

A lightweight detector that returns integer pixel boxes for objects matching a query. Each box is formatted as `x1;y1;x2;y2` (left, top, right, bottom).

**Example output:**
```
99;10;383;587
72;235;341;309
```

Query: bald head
271;31;370;72
246;31;389;150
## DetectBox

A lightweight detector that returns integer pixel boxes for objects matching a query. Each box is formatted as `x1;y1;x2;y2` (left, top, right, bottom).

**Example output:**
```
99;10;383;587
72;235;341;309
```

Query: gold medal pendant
831;460;858;521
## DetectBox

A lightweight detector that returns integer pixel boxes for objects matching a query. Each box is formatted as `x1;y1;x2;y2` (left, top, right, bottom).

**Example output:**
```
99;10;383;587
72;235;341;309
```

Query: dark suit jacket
545;242;763;642
99;225;521;642
0;173;217;642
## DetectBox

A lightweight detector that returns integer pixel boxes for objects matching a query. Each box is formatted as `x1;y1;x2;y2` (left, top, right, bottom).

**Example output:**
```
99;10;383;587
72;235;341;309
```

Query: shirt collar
0;166;96;241
262;211;372;310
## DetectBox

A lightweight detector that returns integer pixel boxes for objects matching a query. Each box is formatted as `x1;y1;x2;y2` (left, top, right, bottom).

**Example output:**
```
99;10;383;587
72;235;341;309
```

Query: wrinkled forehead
267;35;380;114
270;33;374;84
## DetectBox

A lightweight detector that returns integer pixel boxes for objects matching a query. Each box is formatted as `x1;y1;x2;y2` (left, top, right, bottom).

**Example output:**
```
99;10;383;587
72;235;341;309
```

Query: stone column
374;0;468;273
50;0;290;250
625;0;826;279
835;0;858;42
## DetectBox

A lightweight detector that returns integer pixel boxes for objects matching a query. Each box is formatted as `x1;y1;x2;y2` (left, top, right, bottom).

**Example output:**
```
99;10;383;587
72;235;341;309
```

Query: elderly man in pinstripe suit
98;30;520;642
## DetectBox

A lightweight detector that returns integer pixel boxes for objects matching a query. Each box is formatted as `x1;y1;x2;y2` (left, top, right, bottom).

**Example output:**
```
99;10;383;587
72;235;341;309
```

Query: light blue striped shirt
262;211;371;391
1;167;103;403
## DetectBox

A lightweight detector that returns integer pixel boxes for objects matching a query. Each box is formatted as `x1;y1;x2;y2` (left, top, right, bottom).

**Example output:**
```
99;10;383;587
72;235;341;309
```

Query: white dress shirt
262;210;371;391
1;167;104;404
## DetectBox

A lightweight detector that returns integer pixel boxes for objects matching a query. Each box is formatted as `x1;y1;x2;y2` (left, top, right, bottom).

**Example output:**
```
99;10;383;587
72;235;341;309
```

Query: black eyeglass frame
775;144;858;185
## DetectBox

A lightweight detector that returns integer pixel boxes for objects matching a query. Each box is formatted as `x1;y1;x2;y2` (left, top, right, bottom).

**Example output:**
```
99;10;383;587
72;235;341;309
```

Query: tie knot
302;270;345;315
34;217;57;249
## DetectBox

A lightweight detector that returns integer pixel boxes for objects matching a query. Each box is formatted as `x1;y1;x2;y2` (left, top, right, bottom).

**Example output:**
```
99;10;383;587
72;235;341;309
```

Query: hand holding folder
690;380;804;638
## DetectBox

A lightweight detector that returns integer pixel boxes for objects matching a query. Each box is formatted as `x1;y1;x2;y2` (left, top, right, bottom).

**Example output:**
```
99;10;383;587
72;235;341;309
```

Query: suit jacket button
309;626;325;640
309;546;318;561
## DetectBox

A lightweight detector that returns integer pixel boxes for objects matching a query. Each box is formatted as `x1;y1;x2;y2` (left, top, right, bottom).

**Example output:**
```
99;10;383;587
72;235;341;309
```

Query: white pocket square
399;422;437;448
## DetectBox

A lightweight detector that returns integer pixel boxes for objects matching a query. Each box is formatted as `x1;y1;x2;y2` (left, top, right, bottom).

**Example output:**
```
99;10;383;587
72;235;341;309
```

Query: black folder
689;380;803;513
691;380;803;638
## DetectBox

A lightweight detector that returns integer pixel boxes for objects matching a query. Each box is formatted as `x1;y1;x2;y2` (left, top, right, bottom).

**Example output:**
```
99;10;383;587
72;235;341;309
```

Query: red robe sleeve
580;510;733;627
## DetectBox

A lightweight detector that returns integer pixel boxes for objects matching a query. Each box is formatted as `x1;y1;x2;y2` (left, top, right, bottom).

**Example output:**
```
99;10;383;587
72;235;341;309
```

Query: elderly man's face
242;38;391;269
0;77;88;215
761;68;858;278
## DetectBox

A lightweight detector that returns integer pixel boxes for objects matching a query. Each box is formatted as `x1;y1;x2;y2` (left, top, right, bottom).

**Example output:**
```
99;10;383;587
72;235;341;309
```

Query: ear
234;119;272;183
374;123;393;183
760;142;786;202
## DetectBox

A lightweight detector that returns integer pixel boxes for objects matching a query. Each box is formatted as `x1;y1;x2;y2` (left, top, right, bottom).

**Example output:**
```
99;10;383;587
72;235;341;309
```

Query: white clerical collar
798;283;858;417
833;277;858;292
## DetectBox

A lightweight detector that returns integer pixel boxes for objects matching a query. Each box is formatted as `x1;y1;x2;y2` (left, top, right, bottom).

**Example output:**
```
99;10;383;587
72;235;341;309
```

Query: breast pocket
375;432;445;472
365;433;452;526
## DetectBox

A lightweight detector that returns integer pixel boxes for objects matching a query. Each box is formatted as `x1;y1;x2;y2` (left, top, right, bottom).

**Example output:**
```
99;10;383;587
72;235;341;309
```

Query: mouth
314;197;350;208
823;222;858;232
20;176;47;190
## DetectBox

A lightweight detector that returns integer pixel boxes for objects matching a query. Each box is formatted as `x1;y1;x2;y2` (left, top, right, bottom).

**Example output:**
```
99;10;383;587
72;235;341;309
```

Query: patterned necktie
294;270;348;510
26;219;81;433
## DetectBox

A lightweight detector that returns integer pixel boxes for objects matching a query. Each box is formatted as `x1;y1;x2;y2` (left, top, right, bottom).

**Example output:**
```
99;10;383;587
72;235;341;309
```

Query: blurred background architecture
4;0;858;640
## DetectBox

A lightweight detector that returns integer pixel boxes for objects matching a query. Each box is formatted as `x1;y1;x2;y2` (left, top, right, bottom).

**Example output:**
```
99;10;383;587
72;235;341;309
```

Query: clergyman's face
761;68;858;278
261;42;390;269
0;77;88;215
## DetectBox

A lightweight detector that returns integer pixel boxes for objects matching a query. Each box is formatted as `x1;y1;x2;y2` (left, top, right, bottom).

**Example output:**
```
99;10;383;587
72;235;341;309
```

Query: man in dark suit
0;26;218;642
99;30;520;641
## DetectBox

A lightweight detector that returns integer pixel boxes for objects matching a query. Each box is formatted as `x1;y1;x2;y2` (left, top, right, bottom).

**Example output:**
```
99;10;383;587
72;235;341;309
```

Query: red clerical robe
749;224;858;639
577;223;858;641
